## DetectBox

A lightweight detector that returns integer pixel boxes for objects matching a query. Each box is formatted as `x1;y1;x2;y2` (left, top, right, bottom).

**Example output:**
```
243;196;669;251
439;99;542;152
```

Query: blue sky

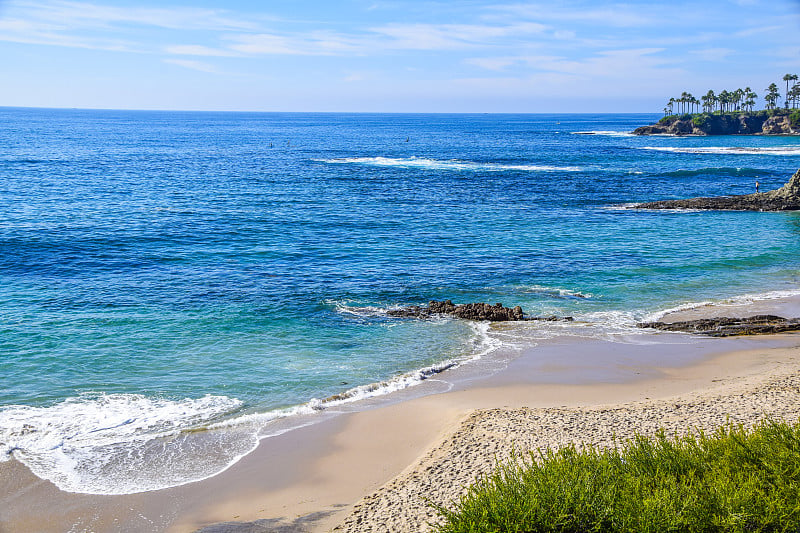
1;0;799;112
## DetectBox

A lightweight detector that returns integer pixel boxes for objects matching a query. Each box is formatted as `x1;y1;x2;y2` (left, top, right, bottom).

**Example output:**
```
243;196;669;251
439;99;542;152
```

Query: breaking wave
0;394;257;495
316;156;582;172
572;130;636;137
641;146;800;156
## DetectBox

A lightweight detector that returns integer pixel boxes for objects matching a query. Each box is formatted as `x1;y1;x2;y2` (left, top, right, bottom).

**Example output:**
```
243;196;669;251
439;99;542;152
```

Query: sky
0;0;799;112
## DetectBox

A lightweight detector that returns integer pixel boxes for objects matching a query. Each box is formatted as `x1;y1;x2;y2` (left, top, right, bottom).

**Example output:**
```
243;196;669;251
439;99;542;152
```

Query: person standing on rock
756;180;760;193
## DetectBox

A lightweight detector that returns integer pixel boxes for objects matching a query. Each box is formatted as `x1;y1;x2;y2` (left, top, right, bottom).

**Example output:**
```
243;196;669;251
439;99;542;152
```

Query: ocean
1;108;799;494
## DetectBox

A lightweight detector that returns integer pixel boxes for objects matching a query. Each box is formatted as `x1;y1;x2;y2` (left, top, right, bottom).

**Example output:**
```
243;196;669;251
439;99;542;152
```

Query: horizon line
0;105;662;115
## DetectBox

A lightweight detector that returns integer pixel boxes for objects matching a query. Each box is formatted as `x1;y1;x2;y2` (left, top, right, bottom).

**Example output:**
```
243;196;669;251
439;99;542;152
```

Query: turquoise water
1;108;799;493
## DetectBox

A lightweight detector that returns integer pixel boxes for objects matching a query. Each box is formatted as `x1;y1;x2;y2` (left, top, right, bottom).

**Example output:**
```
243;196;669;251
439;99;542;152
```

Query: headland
633;110;799;136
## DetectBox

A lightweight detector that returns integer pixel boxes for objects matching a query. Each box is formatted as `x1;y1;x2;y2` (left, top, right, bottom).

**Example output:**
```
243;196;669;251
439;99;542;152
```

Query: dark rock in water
633;168;800;211
387;300;574;322
638;315;800;337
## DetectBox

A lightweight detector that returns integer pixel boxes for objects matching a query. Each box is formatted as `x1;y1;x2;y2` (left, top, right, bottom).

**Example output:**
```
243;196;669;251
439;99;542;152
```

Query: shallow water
1;108;799;493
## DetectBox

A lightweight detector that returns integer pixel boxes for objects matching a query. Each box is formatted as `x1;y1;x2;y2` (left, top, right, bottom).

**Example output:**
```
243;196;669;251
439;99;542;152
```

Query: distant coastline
633;110;799;136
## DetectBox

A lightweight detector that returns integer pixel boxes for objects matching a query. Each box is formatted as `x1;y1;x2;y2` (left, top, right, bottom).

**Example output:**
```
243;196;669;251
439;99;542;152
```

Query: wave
315;156;582;172
643;288;800;323
0;393;257;495
572;130;636;137
0;319;501;495
661;167;764;178
9;286;799;495
641;146;800;156
515;285;592;300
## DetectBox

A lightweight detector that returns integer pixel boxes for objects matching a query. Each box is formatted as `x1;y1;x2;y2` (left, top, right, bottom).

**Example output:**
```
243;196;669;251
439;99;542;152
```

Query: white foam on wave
316;156;582;172
573;130;636;137
12;286;799;495
644;288;800;323
516;285;593;300
641;146;800;156
218;321;501;425
328;299;401;318
0;393;257;495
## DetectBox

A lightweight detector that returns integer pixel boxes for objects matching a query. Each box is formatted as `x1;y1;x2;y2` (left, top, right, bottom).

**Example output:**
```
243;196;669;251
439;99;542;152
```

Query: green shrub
790;110;800;129
435;420;800;533
692;114;712;129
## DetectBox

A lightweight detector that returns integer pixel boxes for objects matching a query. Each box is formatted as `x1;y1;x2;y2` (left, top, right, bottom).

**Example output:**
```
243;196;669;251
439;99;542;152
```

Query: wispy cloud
163;58;220;73
689;47;734;61
11;0;260;31
164;45;240;57
485;2;659;27
466;48;673;77
369;21;547;50
0;16;137;51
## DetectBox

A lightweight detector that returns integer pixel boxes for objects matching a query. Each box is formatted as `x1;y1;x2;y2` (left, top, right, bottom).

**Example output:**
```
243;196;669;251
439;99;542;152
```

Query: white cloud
164;45;240;57
0;16;137;50
689;48;734;61
370;21;547;50
163;58;219;73
464;56;519;70
487;3;658;28
9;0;259;31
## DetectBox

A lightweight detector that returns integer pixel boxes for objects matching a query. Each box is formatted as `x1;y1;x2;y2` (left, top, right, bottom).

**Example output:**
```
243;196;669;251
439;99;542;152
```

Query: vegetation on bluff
663;74;798;116
633;74;799;135
435;420;800;533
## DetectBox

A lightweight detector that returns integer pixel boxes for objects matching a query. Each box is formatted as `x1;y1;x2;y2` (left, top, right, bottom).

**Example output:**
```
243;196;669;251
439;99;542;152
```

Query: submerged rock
387;300;573;322
638;315;800;337
634;168;800;211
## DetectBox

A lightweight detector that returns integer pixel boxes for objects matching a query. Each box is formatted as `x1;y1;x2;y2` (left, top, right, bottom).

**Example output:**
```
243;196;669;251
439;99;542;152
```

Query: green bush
435;420;800;533
790;110;800;129
692;114;711;129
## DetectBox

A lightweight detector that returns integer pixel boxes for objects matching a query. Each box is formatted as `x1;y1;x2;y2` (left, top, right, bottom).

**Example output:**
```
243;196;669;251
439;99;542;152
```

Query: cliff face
634;169;800;211
633;112;798;135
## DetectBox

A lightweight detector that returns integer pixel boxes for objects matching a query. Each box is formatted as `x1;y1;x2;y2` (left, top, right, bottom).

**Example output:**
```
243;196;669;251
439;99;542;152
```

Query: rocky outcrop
632;111;798;136
634;169;800;211
762;115;793;134
386;300;573;322
638;315;800;337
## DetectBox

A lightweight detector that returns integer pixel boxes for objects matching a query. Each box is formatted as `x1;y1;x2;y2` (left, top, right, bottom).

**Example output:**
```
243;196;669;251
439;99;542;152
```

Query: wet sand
2;298;800;532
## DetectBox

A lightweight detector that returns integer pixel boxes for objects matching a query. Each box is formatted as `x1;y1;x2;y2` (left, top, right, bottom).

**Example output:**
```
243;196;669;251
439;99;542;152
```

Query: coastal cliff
633;111;799;135
634;168;800;211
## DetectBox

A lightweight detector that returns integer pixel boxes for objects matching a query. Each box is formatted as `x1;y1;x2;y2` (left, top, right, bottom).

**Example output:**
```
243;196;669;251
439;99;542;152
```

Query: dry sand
188;334;800;533
334;343;800;532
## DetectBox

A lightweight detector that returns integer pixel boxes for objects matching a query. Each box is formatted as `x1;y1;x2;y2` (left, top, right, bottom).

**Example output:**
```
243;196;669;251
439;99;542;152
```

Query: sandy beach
2;298;800;532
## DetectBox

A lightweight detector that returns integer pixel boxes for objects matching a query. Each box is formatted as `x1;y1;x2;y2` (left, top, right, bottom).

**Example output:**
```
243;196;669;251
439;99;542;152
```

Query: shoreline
2;296;800;532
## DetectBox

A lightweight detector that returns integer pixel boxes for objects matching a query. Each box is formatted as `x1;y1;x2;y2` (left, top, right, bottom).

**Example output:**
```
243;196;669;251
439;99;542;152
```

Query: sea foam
572;130;636;137
316;156;582;172
641;146;800;156
0;393;258;495
644;288;800;323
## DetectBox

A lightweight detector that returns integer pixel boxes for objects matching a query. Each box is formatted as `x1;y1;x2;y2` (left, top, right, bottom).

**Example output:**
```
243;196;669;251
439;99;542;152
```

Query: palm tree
789;83;800;109
783;74;798;108
744;87;757;111
718;90;730;112
703;90;716;113
680;91;690;113
667;98;675;115
765;83;780;110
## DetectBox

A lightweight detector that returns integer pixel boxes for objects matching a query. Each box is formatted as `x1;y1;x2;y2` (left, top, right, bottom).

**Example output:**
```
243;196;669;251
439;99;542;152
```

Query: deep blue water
1;108;799;493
